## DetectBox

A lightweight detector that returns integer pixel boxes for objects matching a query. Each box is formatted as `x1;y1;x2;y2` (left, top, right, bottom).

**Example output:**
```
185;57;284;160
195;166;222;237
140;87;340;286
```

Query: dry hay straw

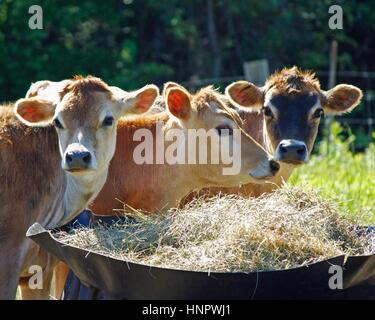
56;186;373;272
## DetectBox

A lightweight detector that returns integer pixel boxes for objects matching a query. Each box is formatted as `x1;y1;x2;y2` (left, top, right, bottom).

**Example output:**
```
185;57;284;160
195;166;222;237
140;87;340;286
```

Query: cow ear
26;80;52;98
323;84;363;115
225;81;264;111
14;98;56;127
26;79;72;102
165;87;192;120
109;85;127;97
162;81;184;97
118;84;159;115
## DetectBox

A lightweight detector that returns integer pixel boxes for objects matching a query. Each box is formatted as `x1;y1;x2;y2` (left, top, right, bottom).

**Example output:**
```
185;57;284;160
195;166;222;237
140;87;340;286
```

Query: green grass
289;122;375;225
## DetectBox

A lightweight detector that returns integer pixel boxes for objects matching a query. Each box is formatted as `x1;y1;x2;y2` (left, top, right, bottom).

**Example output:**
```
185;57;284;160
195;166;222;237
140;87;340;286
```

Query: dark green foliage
0;1;374;130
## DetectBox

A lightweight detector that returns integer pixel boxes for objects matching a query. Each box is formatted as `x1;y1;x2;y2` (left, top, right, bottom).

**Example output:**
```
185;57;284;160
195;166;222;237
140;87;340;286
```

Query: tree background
0;0;374;145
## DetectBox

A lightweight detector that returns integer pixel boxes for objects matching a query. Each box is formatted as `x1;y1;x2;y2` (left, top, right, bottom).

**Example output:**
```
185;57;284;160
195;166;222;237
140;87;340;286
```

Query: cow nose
65;151;92;169
275;139;308;164
269;160;280;175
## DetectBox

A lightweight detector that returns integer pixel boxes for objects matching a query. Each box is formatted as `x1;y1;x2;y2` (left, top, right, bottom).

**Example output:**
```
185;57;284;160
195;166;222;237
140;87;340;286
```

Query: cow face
15;77;159;176
261;90;322;164
226;68;362;165
164;85;279;186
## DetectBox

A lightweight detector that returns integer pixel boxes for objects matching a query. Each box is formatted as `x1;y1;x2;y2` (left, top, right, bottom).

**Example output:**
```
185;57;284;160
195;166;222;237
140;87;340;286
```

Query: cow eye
216;124;233;136
261;106;273;118
102;116;114;127
313;108;324;119
53;118;64;129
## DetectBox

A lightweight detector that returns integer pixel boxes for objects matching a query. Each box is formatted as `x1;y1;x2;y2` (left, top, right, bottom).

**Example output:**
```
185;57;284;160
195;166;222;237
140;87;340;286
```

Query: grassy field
289;122;375;225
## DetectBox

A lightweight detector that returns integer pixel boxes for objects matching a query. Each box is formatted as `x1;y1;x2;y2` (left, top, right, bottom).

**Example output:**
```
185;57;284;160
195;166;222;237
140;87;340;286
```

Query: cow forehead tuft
269;92;318;108
266;67;321;94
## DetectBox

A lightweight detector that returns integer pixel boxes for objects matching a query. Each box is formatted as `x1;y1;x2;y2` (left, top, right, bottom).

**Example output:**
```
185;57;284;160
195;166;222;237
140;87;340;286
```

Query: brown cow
0;76;158;299
90;85;279;214
194;66;363;198
53;69;363;296
36;81;280;297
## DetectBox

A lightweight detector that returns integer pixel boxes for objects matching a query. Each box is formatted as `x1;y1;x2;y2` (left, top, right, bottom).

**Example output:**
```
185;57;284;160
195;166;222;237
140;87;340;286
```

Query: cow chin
248;160;277;183
276;152;310;166
64;167;95;175
278;158;308;166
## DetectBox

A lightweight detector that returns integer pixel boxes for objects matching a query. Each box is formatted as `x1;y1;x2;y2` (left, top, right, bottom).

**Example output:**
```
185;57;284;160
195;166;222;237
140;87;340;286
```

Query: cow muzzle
275;139;308;164
249;159;280;180
63;144;94;173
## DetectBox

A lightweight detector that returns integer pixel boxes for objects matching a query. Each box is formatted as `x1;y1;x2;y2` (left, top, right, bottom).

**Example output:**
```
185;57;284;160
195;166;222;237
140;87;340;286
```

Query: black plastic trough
26;211;375;300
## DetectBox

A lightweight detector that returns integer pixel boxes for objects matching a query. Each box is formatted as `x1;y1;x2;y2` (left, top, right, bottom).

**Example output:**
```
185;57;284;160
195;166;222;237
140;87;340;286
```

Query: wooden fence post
325;40;338;155
243;59;269;86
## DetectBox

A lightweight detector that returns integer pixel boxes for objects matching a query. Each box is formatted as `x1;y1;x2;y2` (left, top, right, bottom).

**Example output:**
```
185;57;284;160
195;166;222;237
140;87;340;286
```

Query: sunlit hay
55;186;373;272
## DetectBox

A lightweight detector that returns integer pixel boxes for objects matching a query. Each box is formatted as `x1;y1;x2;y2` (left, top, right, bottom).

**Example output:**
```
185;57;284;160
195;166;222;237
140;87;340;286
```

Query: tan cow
191;66;363;198
0;76;158;299
43;83;281;296
54;68;363;297
90;84;279;214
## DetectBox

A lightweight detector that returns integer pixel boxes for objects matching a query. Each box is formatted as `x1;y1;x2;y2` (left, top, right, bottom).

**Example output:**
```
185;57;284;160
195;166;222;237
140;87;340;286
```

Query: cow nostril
280;145;287;153
269;160;280;174
66;154;73;163
297;147;306;156
65;151;91;167
82;153;91;164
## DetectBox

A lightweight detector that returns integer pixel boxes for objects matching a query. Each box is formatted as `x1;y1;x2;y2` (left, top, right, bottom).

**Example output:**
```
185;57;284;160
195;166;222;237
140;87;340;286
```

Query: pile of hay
56;187;373;272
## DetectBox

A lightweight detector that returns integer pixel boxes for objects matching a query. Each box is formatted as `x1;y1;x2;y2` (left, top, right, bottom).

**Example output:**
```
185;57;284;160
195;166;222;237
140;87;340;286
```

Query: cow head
226;67;362;165
15;76;159;175
164;85;279;186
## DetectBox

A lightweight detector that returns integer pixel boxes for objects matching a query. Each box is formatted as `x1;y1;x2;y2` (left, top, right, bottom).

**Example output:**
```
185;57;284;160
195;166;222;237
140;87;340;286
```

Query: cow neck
41;152;109;229
141;118;205;211
57;167;109;227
